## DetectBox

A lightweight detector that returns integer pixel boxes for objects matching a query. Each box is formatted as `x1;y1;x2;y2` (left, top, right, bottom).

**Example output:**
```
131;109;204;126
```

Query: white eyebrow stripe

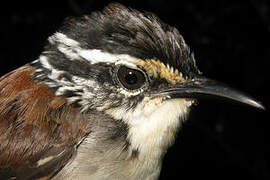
78;49;138;67
58;44;80;60
49;32;80;47
79;49;119;64
49;32;139;67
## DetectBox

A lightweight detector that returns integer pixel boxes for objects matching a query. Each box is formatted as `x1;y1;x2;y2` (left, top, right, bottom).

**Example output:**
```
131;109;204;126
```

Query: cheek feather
106;97;192;160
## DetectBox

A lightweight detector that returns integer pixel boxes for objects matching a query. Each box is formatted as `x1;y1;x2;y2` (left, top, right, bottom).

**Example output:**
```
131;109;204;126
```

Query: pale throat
106;97;193;160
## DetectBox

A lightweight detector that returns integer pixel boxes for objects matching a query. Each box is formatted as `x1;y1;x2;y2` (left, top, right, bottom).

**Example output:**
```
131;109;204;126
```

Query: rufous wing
0;65;91;179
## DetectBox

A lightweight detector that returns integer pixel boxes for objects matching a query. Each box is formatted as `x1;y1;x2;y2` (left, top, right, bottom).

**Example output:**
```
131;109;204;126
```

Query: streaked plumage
0;3;263;180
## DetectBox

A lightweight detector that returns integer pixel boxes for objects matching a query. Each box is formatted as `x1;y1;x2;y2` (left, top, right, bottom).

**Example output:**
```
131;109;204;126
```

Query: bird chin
105;96;193;160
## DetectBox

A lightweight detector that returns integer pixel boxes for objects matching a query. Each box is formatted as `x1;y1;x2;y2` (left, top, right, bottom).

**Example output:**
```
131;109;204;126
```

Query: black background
0;0;269;179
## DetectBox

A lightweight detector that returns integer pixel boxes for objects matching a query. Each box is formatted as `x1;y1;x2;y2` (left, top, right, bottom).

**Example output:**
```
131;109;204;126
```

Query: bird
0;3;264;180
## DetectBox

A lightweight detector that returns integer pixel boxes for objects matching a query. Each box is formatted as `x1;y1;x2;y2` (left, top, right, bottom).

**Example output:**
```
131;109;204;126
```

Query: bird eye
117;66;146;90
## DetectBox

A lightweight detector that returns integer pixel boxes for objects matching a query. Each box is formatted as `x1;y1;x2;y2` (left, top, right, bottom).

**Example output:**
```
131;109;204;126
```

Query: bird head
30;3;263;157
0;3;265;180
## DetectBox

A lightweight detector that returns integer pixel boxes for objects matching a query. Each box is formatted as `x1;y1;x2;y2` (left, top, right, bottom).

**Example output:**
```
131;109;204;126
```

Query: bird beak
154;76;265;110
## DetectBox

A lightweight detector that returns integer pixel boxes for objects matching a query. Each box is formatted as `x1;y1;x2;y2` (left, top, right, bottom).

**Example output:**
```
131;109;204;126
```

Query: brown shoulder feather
0;65;90;179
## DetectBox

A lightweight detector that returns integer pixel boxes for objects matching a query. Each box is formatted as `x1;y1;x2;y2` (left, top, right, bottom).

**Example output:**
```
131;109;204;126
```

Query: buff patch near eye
138;59;187;85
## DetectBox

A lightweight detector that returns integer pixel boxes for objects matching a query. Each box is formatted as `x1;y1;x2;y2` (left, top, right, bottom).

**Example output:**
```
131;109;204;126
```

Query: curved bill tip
242;98;265;110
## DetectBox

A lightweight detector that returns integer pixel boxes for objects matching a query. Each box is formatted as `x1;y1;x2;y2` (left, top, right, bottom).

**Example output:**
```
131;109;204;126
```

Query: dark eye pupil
117;66;146;90
125;72;138;85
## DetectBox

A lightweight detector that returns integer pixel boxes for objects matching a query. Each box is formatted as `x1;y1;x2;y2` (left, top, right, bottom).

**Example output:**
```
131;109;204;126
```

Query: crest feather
52;3;200;78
